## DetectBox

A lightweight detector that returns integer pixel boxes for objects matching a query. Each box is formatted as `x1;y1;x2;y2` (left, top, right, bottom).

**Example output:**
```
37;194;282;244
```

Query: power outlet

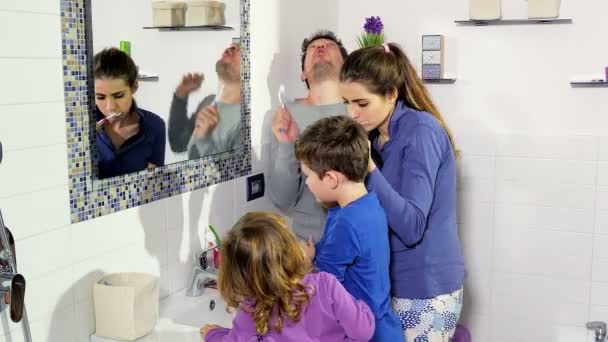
246;173;265;201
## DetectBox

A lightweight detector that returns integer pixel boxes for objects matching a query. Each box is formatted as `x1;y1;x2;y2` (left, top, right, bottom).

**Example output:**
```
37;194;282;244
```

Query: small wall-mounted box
421;35;444;79
152;1;187;27
186;0;226;26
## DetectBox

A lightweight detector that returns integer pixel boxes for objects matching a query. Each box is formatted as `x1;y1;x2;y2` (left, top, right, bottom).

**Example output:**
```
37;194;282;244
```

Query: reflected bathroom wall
90;0;242;179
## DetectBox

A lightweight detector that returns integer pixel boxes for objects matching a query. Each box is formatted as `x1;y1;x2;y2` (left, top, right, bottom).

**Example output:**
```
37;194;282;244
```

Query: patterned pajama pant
392;288;464;342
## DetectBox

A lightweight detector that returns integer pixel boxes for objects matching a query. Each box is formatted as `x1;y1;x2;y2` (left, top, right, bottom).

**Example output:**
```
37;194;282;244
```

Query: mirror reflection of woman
94;48;166;179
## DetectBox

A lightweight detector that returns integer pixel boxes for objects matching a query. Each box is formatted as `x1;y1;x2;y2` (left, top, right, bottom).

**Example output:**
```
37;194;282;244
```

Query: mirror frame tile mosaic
61;0;251;223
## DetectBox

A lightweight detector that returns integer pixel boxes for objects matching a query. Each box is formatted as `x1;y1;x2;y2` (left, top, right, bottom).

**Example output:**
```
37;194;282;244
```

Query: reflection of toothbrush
278;85;287;134
96;112;123;129
212;85;224;106
207;225;222;268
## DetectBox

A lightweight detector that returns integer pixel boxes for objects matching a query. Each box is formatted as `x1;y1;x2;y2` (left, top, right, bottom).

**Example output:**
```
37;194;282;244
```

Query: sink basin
160;288;235;328
91;288;235;342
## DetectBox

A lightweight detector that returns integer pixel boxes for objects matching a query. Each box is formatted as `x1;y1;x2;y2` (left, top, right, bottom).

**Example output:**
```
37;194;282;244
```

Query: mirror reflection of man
169;42;241;159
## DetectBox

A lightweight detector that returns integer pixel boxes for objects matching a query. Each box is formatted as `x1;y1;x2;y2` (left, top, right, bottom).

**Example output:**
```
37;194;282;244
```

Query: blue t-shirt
314;192;403;342
96;107;166;179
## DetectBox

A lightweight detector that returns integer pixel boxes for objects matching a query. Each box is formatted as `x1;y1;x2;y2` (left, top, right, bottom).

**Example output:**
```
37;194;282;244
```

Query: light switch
246;173;265;201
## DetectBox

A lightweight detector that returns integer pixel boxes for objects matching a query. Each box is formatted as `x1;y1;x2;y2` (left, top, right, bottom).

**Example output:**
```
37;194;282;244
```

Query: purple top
205;272;375;342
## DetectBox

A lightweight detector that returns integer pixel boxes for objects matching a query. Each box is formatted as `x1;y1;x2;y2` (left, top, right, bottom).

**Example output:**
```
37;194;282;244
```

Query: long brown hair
218;212;313;336
340;43;458;156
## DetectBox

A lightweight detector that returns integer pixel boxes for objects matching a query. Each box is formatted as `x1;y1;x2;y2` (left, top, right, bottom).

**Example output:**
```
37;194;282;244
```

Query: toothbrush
278;84;287;134
96;112;123;130
212;84;224;106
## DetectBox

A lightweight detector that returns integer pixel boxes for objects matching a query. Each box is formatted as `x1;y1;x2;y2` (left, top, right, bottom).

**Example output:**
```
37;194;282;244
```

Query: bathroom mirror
61;0;251;222
90;0;242;179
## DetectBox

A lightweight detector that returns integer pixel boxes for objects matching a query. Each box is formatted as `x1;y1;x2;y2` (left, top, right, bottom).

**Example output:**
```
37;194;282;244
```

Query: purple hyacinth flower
363;16;384;34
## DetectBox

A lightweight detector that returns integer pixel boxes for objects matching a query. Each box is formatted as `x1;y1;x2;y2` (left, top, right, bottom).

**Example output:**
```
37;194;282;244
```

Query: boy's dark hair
295;116;369;182
300;30;348;72
93;47;139;88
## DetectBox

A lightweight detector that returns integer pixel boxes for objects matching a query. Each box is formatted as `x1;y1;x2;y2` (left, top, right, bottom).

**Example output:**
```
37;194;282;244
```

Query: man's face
216;43;241;83
301;38;344;85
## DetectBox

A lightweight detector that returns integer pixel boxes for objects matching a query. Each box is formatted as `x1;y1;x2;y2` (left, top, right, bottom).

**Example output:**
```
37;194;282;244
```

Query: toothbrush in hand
96;112;123;130
278;84;287;134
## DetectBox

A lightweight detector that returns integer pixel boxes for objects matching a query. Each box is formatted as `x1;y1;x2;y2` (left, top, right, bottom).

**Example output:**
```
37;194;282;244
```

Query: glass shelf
455;18;572;26
570;80;608;88
423;78;457;84
142;25;233;31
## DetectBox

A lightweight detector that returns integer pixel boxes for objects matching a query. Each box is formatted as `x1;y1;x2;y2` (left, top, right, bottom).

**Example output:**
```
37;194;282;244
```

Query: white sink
91;288;235;342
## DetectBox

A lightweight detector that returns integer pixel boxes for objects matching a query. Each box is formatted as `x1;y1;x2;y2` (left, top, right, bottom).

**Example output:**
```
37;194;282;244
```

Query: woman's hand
200;324;222;340
367;140;377;173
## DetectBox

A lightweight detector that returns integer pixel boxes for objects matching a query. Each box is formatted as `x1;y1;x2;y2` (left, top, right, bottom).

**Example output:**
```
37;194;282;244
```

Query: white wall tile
0;2;60;14
74;299;96;342
0;185;70;239
0;12;60;58
491;273;589;326
596;188;608;212
0;102;67;151
72;244;163;303
166;181;235;238
25;266;74;323
459;202;493;272
597;213;608;236
495;158;596;185
16;227;72;280
495;182;595;209
459;155;494;181
457;179;494;203
591;282;608;306
597;162;608;186
0;59;63;105
493;229;592;280
592;260;608;283
0;144;68;198
598;137;608;161
455;133;497;157
71;200;167;263
495;205;594;234
496;135;598;161
594;235;608;261
489;317;588;342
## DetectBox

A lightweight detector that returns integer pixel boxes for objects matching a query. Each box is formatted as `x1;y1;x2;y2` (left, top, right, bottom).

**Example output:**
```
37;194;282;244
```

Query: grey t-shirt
265;101;347;241
168;94;242;158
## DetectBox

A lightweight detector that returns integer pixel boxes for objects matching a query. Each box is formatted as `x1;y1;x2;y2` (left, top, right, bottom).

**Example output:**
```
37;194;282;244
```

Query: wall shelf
570;80;608;88
423;78;457;84
142;25;233;31
137;73;159;81
455;18;572;26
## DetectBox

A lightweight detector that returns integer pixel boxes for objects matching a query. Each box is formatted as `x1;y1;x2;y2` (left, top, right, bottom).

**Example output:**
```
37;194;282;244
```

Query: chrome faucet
186;244;220;297
587;321;607;342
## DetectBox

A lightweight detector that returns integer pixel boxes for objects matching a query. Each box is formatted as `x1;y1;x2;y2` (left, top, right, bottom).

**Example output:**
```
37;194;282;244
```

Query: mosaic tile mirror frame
61;0;251;223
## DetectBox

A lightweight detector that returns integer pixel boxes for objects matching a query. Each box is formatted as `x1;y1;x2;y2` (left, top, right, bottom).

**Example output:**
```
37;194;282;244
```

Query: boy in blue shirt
294;116;404;342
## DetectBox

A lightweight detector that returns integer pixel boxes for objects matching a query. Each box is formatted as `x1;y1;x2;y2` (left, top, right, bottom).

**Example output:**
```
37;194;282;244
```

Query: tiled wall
334;1;608;341
0;1;277;341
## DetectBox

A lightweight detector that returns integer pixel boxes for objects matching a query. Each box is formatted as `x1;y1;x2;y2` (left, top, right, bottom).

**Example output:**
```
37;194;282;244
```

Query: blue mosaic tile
61;0;252;223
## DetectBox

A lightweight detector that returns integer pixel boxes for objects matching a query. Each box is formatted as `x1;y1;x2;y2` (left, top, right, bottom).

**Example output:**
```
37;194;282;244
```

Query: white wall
333;1;606;341
0;1;278;341
5;0;608;341
91;0;240;165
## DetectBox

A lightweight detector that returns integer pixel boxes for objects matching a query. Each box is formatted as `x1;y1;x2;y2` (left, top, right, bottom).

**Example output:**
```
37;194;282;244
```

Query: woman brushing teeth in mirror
94;48;166;179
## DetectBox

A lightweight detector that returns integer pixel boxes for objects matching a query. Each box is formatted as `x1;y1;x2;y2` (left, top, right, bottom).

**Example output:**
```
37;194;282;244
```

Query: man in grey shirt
169;43;241;159
266;30;348;242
